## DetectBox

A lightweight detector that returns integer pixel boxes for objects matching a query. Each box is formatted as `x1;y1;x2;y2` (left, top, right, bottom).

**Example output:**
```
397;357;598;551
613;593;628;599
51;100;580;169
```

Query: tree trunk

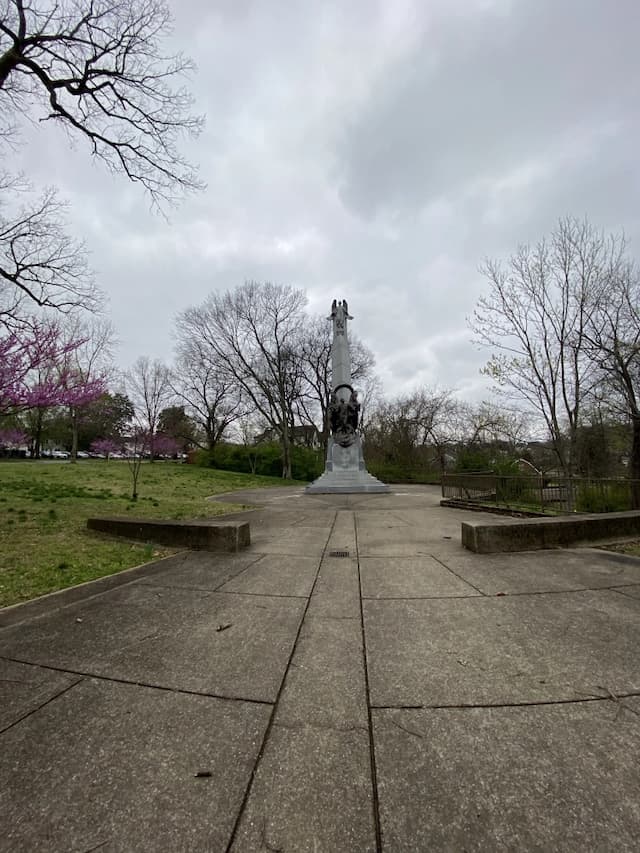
70;407;78;463
207;419;216;452
34;409;43;459
0;46;20;89
567;432;579;513
281;423;292;479
631;417;640;509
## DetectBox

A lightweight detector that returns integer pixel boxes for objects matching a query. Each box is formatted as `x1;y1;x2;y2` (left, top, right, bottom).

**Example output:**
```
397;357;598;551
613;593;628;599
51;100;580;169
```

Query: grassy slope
0;461;294;608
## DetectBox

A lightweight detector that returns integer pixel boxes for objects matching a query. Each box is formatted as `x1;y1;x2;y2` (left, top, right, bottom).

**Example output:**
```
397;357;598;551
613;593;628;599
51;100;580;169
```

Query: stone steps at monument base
305;468;390;494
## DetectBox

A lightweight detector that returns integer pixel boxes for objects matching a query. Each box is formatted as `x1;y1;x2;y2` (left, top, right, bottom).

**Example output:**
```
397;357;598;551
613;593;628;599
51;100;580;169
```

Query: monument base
305;437;390;494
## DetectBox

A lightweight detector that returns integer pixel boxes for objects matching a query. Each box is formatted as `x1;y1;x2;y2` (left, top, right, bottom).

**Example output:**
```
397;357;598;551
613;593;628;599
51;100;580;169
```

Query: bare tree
0;0;204;325
583;258;640;504
356;369;383;439
170;337;244;451
236;414;263;474
176;282;307;479
126;424;148;500
364;386;460;477
126;356;172;461
470;217;621;482
460;400;529;450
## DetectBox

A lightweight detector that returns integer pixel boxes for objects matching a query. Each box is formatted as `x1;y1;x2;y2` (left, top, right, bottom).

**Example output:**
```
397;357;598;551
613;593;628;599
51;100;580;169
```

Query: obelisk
305;300;389;494
330;299;353;402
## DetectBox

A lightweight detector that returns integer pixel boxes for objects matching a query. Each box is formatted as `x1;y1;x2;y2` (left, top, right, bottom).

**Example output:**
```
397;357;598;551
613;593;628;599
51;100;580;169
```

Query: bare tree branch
0;0;204;327
169;336;245;451
0;184;95;325
0;0;205;207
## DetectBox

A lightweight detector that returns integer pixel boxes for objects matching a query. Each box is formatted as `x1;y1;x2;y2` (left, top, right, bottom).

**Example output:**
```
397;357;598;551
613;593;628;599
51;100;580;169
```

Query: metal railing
441;473;640;514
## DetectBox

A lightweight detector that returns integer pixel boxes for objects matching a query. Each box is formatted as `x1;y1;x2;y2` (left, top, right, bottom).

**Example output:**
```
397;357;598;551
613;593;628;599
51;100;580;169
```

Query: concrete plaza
1;485;639;851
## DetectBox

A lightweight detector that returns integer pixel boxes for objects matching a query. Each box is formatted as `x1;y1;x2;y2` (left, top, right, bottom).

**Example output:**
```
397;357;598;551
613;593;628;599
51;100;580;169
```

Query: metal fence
441;473;640;514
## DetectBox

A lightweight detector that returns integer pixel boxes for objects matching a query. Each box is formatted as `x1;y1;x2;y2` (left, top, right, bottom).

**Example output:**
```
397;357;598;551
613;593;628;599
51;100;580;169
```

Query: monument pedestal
305;437;390;494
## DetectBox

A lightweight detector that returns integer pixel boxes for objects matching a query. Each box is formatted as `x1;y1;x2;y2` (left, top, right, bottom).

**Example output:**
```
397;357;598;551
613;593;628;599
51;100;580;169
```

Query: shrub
495;476;536;505
576;482;631;513
454;448;494;472
367;463;440;484
196;442;323;481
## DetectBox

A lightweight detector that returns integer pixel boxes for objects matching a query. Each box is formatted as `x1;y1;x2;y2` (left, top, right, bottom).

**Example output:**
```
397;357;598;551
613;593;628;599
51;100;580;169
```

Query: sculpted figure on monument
338;398;349;429
329;392;339;434
328;389;357;447
329;299;352;335
347;390;360;430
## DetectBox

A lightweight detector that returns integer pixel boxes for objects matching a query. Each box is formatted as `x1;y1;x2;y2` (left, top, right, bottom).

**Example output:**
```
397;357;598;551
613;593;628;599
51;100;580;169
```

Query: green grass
0;460;297;607
599;540;640;558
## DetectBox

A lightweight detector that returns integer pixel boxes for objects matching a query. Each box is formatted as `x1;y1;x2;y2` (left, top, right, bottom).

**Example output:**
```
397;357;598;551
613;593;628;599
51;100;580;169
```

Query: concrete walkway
2;485;640;851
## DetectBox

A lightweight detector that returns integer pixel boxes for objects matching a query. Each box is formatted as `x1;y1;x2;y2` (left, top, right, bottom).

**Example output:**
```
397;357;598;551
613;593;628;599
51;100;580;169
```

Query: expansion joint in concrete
0;655;274;707
430;553;487;596
363;585;640;601
611;586;640;599
371;691;640;712
354;512;383;853
362;594;482;601
223;511;339;853
272;720;369;735
304;614;360;621
214;589;309;600
0;676;83;736
485;585;640;599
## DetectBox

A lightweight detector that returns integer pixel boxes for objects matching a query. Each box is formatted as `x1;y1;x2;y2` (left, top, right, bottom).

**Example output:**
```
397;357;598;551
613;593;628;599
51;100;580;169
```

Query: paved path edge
0;552;187;629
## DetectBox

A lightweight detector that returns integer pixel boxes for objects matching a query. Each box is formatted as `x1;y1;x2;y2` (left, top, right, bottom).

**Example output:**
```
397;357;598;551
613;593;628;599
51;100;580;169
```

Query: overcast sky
10;0;640;402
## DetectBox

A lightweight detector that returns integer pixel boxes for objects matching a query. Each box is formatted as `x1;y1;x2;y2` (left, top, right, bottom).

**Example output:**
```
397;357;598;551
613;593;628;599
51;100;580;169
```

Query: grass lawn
0;460;297;608
599;541;640;558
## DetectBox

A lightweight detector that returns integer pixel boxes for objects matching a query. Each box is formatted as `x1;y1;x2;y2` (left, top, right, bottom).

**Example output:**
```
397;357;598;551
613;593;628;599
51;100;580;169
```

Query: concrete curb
462;510;640;553
0;551;187;629
87;516;251;552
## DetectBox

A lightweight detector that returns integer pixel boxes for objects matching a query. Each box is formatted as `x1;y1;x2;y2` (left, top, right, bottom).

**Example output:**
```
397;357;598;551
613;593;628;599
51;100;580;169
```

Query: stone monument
305;300;390;494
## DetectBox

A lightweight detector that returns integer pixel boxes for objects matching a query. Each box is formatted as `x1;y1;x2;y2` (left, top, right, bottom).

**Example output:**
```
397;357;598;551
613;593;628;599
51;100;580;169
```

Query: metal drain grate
329;550;350;558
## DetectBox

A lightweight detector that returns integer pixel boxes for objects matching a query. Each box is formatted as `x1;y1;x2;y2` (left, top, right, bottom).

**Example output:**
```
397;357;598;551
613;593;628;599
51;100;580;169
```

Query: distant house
255;425;321;450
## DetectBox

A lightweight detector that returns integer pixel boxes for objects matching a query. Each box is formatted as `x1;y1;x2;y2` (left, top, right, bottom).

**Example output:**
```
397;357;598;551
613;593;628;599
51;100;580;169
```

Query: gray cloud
5;0;640;405
337;0;640;219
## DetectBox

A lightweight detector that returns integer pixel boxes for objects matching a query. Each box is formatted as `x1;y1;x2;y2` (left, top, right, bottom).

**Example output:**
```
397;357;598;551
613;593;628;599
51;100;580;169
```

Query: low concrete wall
87;516;250;552
461;510;640;554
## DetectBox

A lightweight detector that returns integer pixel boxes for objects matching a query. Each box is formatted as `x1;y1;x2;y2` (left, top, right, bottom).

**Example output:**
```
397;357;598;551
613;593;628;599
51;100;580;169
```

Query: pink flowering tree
0;428;28;456
1;321;106;457
90;437;122;461
0;324;75;412
153;433;181;458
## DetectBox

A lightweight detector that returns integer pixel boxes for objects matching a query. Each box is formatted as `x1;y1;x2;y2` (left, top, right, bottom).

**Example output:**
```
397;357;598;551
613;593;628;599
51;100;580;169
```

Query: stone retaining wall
87;516;250;552
461;510;640;553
